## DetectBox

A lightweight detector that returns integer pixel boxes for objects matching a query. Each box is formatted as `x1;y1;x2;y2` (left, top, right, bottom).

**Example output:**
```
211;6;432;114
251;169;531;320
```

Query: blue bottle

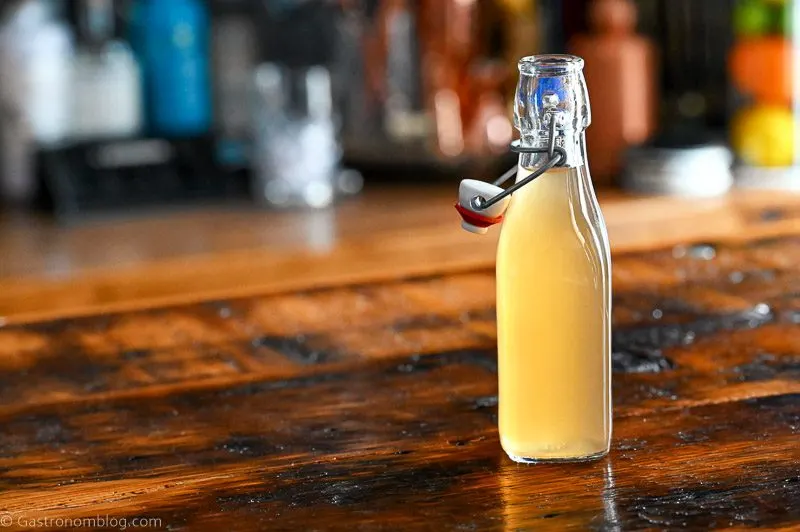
129;0;211;136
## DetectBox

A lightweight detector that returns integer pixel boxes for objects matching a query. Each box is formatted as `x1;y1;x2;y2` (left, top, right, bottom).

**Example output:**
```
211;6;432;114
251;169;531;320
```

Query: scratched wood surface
1;236;799;530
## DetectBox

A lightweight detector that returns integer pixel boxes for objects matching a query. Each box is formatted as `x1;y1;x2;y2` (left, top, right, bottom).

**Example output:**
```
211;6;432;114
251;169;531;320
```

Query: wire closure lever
455;114;566;234
471;115;566;212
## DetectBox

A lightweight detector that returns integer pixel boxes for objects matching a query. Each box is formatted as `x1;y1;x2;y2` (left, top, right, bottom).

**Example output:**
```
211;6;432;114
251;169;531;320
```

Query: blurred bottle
497;0;540;76
376;0;427;142
333;0;374;142
538;0;566;51
443;0;480;70
445;0;480;128
70;0;142;141
360;0;428;145
129;0;212;137
569;0;658;186
419;0;481;158
464;61;513;156
0;0;73;203
426;56;464;158
211;0;258;169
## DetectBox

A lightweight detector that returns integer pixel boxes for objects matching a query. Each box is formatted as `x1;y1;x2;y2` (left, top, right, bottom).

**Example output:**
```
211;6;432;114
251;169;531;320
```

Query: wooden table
1;186;799;530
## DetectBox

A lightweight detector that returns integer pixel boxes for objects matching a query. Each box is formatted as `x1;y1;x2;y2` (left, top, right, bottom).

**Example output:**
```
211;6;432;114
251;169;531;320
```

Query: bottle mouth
518;55;584;76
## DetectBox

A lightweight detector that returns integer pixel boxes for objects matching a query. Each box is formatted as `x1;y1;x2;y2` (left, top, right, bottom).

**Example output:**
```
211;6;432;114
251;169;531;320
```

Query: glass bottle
211;0;258;168
459;55;612;463
569;0;658;187
70;0;142;141
0;0;73;204
128;0;212;137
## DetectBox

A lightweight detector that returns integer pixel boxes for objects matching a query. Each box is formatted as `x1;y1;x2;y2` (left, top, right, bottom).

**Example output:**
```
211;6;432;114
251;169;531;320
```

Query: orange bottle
569;0;658;186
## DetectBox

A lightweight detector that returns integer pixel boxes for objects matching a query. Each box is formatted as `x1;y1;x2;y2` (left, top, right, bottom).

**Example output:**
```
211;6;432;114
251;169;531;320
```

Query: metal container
622;139;733;197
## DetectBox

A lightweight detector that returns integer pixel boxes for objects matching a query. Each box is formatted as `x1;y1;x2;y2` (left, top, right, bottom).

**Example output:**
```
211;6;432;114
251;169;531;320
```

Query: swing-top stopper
455;179;512;235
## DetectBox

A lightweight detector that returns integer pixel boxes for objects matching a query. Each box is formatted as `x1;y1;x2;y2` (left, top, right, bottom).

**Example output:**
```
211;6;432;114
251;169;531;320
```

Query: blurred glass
729;0;800;189
0;0;72;204
70;41;142;141
212;6;258;169
71;0;142;141
251;63;342;209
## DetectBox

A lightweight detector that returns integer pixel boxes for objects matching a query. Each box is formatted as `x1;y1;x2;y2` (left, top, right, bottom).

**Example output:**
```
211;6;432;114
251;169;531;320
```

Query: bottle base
504;448;609;464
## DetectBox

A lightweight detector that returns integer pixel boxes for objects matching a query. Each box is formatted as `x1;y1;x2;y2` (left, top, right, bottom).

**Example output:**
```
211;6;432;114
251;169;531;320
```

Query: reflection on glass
500;459;617;530
602;461;621;530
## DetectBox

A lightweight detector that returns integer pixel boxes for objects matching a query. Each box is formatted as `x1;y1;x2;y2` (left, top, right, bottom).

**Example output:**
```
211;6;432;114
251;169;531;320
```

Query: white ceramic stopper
457;179;511;234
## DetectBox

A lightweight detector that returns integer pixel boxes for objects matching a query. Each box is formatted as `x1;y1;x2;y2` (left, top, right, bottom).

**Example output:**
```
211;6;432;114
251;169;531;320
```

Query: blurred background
0;0;795;221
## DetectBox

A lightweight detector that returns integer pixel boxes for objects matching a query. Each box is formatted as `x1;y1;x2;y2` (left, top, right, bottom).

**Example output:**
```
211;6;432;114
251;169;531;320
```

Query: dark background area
0;0;787;221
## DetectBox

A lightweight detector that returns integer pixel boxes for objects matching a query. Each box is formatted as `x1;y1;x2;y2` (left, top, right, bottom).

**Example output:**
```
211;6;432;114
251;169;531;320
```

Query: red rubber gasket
454;203;504;228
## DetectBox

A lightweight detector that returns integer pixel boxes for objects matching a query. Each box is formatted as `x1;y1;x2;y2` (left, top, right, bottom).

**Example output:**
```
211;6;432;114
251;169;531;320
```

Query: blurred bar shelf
37;136;250;222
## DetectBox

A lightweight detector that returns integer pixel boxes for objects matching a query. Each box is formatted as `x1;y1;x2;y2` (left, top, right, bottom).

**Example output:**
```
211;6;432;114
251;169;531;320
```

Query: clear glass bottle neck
514;55;591;170
519;130;588;171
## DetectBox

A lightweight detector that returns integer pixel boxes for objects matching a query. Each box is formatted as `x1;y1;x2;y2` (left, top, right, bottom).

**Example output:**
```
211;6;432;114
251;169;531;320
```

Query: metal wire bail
470;115;567;211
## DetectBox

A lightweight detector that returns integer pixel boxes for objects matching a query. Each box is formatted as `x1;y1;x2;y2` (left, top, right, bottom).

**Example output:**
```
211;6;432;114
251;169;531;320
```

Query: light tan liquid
496;165;611;462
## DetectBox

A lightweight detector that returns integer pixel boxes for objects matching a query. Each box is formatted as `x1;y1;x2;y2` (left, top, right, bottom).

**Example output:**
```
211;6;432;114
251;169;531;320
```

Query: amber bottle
569;0;658;186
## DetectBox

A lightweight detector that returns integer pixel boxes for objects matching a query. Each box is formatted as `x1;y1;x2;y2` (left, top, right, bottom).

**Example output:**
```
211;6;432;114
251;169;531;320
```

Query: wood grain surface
1;230;798;529
4;186;800;325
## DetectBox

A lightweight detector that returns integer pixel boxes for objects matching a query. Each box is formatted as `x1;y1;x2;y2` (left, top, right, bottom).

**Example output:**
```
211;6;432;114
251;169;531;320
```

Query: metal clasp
469;115;566;211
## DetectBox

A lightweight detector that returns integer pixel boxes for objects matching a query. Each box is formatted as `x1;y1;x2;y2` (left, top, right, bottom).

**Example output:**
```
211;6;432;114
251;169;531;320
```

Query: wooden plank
3;187;800;324
3;236;800;417
0;350;796;529
0;212;798;529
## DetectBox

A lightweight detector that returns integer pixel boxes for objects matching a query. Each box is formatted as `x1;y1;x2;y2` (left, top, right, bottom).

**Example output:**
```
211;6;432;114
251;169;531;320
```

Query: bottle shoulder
500;178;606;234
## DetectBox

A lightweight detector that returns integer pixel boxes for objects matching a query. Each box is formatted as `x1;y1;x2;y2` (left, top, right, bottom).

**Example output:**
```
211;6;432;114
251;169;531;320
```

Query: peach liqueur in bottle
456;55;612;463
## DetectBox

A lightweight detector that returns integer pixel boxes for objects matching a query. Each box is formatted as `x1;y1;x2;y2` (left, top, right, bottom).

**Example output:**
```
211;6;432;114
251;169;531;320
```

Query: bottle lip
518;55;584;75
